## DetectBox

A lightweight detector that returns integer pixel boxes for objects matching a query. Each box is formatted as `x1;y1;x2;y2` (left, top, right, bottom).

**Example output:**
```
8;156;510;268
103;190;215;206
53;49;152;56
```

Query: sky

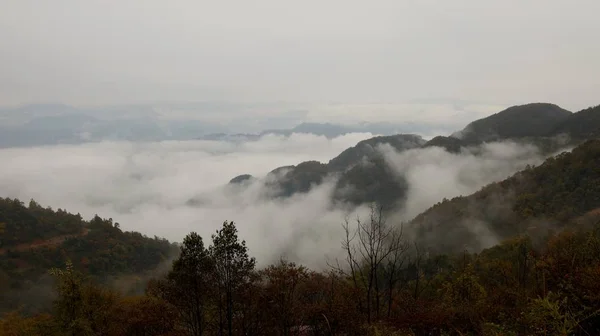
1;0;599;111
0;134;554;268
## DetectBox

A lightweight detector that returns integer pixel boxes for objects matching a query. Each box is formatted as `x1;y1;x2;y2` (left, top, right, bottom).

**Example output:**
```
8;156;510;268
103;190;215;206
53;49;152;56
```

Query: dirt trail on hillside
0;228;90;256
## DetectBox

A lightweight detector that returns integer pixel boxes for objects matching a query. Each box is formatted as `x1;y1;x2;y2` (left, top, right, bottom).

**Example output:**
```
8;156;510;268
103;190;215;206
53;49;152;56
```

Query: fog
0;134;557;268
382;142;544;221
0;133;371;267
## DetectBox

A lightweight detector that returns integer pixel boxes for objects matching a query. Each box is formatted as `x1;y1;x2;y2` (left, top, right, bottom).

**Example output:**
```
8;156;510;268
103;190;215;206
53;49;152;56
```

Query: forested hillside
551;104;600;139
411;139;600;254
0;198;84;249
0;199;178;313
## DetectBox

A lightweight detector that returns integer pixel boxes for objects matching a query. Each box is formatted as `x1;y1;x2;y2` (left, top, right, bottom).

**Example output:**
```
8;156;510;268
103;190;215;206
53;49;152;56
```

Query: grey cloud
1;0;598;109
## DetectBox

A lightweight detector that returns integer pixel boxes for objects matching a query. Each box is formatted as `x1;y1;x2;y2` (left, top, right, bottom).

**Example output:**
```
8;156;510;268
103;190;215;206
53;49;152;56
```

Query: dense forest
2;214;600;335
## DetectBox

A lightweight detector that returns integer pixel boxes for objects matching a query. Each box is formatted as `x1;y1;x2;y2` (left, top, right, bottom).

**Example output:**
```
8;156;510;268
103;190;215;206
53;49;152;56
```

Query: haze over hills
0;101;496;148
225;103;599;211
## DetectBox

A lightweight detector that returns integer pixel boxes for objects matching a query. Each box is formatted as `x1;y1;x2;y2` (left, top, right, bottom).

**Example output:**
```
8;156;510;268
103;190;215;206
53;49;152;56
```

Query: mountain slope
550;104;600;139
410;139;600;254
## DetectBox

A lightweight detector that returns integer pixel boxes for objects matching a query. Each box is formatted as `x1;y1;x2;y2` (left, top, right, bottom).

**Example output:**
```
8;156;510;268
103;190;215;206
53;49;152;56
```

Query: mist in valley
0;132;565;269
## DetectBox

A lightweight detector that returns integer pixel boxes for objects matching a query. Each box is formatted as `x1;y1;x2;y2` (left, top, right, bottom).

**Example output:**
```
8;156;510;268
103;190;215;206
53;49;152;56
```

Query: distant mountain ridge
199;121;434;142
224;103;600;209
0;103;449;147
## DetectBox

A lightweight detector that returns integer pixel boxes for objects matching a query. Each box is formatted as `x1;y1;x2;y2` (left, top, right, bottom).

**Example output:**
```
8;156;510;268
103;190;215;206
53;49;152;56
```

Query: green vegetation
0;201;178;314
551;105;600;139
0;199;84;248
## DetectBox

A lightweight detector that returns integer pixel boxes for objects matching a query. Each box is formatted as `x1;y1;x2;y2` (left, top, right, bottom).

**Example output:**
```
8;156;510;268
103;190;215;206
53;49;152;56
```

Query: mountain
0;104;226;147
0;198;178;313
410;139;600;255
234;134;424;207
450;103;572;144
226;103;599;209
200;121;438;142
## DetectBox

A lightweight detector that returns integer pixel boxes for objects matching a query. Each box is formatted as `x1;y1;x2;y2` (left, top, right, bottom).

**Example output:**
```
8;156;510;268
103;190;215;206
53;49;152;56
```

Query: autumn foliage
1;215;600;336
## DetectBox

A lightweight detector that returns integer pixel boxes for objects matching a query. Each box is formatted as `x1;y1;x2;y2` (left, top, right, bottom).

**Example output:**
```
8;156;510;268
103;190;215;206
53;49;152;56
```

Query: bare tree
332;203;408;324
383;225;410;318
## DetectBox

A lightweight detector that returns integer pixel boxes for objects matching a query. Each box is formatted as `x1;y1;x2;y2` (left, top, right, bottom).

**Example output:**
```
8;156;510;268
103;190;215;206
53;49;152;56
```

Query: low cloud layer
0;134;559;269
382;142;545;221
0;133;371;267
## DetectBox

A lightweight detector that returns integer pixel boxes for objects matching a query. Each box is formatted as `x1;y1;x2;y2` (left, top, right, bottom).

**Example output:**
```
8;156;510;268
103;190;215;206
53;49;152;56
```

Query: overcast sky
1;0;599;110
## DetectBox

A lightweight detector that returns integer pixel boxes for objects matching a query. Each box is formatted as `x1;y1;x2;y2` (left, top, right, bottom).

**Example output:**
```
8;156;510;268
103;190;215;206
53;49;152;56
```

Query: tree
259;258;310;335
0;222;5;248
382;227;409;318
210;221;256;336
49;260;118;336
334;203;407;324
150;232;214;336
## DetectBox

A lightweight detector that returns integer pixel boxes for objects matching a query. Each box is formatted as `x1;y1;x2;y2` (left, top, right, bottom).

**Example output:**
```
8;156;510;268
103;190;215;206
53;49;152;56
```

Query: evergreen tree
210;221;256;336
150;232;214;336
